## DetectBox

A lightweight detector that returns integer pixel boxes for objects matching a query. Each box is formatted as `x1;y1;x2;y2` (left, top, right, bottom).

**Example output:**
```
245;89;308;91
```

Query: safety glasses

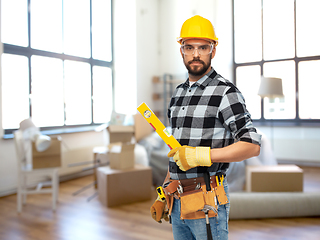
181;43;214;56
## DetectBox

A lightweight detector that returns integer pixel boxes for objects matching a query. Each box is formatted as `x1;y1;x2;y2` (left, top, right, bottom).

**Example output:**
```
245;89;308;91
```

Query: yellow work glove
150;196;169;223
167;145;212;171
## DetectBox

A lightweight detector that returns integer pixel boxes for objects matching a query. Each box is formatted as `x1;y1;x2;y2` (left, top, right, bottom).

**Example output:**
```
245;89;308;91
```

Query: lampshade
35;134;52;152
20;118;37;131
20;118;40;140
258;77;284;98
19;118;51;152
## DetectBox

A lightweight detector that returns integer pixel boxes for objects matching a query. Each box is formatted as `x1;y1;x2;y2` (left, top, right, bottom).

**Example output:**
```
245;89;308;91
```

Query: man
150;15;261;240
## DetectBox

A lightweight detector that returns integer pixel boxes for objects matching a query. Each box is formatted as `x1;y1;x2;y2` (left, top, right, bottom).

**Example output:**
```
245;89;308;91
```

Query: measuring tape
156;186;166;201
137;102;181;150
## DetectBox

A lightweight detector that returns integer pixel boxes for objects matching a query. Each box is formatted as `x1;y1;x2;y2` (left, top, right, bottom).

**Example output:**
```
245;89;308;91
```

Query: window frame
2;0;114;137
232;0;320;127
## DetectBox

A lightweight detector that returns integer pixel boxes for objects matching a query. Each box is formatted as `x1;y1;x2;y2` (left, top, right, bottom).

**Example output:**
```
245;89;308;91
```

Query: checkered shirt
167;68;261;180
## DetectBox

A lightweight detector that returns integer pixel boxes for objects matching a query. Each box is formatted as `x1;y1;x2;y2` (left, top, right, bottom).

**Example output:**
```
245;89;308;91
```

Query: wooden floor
0;166;319;240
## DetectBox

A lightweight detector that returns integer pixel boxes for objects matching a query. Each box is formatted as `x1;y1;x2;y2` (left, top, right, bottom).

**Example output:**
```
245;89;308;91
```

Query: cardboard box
109;142;135;170
97;165;152;207
134;113;153;142
246;165;303;192
32;136;61;169
107;125;135;143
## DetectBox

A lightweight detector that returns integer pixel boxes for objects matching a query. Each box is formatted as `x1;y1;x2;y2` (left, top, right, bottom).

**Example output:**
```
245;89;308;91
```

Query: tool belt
164;175;229;220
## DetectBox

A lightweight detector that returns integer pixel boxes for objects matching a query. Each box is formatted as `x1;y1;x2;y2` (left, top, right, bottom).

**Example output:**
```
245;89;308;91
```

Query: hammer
202;172;217;240
201;205;217;240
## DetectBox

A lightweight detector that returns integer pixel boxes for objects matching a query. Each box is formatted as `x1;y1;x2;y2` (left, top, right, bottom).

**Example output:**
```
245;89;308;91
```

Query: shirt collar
183;68;217;89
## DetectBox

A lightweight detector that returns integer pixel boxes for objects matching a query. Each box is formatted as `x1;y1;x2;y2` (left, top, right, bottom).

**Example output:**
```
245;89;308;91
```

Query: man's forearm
210;141;260;163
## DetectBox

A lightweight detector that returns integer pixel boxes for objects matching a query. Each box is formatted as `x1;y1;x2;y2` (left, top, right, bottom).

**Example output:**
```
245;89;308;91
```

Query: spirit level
137;102;181;150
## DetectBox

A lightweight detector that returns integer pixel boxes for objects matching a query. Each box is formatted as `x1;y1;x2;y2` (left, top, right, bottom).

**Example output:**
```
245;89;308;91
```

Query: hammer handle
205;213;213;240
204;172;211;191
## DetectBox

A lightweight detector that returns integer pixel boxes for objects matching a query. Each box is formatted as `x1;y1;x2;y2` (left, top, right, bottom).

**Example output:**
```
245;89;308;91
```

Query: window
233;0;320;124
1;0;113;134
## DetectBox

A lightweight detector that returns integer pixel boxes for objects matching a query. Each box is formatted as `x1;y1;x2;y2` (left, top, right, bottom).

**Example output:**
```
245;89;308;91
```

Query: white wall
113;0;137;114
135;0;159;109
113;0;159;113
158;0;233;79
113;0;233;113
259;126;320;165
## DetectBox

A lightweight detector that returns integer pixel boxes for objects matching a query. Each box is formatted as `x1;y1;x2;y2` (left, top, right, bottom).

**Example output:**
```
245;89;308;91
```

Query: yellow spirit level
137;102;181;150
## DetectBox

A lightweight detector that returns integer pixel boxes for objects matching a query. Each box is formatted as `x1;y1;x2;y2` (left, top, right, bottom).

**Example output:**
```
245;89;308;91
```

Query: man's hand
150;196;169;223
167;146;212;171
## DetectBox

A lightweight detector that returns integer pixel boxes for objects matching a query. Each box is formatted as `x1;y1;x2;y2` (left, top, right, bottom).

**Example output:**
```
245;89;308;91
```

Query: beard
184;55;211;76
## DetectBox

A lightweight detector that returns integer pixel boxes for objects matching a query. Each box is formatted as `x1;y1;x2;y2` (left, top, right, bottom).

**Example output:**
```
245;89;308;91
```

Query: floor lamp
258;77;284;150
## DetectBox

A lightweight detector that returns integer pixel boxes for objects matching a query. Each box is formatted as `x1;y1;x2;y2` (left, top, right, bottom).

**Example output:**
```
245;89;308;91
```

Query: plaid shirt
167;68;261;180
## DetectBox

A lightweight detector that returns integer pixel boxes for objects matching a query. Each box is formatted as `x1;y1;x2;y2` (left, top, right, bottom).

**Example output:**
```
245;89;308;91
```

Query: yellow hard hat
177;15;218;45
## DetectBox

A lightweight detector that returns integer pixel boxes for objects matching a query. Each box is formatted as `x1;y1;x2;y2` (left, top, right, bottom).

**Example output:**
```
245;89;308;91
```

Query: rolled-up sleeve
219;86;262;146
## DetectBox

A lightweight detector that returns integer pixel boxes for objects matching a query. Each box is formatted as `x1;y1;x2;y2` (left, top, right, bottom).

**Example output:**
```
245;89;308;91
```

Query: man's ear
211;47;216;59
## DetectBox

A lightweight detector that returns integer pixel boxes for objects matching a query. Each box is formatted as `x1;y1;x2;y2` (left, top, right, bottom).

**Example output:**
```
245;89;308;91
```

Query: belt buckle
177;184;183;194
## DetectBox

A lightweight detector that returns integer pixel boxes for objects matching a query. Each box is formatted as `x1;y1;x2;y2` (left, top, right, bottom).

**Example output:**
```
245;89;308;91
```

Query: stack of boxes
97;122;152;207
108;125;135;170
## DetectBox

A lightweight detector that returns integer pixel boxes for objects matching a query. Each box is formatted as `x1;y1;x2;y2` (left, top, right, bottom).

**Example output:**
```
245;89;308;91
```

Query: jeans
171;179;230;240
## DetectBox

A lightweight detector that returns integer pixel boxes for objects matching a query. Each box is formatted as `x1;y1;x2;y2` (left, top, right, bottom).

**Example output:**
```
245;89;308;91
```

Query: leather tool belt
163;175;229;220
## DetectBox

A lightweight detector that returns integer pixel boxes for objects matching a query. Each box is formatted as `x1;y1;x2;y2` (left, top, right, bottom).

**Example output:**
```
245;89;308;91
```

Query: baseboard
278;159;320;167
0;170;94;198
0;189;17;198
